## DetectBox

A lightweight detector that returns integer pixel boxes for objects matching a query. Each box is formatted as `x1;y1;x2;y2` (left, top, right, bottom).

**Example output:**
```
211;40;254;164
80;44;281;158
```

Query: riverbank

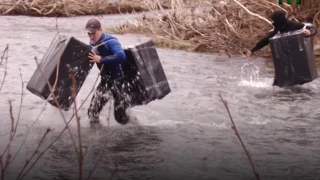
0;0;171;17
109;0;320;60
1;0;319;60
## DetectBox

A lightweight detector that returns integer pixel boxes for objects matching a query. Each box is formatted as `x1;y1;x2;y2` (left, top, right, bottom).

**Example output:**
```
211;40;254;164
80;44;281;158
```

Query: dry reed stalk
33;57;79;158
109;166;118;180
16;128;51;180
0;45;9;65
86;129;110;180
219;93;260;180
4;54;78;179
10;100;48;164
0;101;15;180
67;65;84;180
17;58;106;179
13;57;80;180
0;45;9;92
9;18;61;168
13;69;24;140
49;19;64;100
231;0;272;25
0;68;24;180
85;92;113;179
0;52;106;179
0;21;110;180
0;46;12;180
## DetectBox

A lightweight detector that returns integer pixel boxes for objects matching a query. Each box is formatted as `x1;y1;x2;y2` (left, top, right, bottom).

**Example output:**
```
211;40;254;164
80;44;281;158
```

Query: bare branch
1;101;15;180
218;93;260;180
16;128;51;180
0;45;9;92
66;64;83;179
231;0;272;25
33;57;79;156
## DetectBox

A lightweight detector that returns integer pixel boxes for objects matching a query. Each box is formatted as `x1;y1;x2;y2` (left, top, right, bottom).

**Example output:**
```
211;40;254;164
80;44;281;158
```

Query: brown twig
232;0;272;25
0;157;3;180
2;0;24;15
13;68;24;138
19;113;76;179
16;128;51;180
1;101;15;180
16;57;88;179
55;17;60;34
109;164;118;180
85;130;109;180
218;93;260;180
0;45;9;92
33;57;79;157
10;100;48;164
66;65;84;180
0;68;24;179
0;45;9;65
18;60;104;180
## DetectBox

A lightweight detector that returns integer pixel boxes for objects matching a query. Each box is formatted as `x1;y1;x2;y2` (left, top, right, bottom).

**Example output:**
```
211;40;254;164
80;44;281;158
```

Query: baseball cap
85;18;101;33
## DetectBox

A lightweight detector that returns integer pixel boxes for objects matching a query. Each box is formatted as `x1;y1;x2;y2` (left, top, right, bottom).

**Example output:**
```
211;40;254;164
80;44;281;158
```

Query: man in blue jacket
85;18;131;126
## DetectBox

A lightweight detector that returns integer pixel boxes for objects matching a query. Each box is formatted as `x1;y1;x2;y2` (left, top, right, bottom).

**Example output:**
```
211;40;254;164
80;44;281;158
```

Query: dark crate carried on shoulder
26;35;171;110
269;25;318;87
122;40;171;106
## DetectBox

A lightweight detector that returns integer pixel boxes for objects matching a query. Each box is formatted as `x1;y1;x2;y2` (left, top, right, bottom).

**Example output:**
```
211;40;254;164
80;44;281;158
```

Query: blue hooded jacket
89;33;126;81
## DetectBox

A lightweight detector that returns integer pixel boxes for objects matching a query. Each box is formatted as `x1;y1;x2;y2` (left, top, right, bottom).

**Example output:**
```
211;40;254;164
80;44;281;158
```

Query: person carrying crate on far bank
247;10;318;87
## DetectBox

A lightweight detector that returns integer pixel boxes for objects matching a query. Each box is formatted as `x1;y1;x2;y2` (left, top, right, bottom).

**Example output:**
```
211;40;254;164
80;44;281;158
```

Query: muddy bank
110;0;320;60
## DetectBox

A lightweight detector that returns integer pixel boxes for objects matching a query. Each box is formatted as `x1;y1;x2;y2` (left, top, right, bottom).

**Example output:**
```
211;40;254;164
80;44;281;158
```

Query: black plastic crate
26;34;93;110
122;40;171;106
269;29;318;87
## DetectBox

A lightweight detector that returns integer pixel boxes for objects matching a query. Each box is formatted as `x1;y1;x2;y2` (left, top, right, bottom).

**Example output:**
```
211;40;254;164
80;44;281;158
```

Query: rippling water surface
1;13;320;180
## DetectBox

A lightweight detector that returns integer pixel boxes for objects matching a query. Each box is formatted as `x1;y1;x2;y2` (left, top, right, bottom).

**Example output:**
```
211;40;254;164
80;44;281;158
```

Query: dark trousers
87;78;130;124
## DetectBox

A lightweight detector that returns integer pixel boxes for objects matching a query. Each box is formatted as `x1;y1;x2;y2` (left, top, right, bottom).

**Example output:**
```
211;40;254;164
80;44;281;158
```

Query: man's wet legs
87;83;111;124
111;80;130;125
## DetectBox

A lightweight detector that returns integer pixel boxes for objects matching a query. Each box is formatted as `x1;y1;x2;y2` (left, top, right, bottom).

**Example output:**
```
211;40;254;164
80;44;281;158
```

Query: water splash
240;61;260;82
238;61;271;88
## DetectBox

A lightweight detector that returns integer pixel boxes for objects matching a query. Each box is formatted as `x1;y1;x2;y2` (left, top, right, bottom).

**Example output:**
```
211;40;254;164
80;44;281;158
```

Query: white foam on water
247;117;270;125
188;121;228;129
238;62;273;88
238;79;272;88
147;119;184;126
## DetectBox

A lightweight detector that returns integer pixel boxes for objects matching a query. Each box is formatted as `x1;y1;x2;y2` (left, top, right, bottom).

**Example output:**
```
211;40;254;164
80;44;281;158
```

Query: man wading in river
85;18;135;127
247;10;317;86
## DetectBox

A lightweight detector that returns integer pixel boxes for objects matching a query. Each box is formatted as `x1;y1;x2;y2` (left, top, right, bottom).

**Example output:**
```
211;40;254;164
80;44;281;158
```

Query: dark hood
271;10;288;29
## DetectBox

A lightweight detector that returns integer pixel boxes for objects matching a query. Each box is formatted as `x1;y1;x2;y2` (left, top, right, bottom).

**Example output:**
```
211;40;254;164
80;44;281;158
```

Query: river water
1;13;320;180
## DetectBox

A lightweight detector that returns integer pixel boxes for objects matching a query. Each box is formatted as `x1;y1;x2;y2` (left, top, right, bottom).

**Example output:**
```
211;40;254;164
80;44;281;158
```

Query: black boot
114;105;130;125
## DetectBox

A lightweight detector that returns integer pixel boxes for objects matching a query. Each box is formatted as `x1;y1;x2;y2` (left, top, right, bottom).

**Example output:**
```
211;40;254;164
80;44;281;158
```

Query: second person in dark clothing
248;10;317;56
247;10;317;85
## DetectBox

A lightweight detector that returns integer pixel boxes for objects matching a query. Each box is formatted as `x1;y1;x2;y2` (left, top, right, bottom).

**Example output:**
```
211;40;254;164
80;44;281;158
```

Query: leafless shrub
0;20;113;179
